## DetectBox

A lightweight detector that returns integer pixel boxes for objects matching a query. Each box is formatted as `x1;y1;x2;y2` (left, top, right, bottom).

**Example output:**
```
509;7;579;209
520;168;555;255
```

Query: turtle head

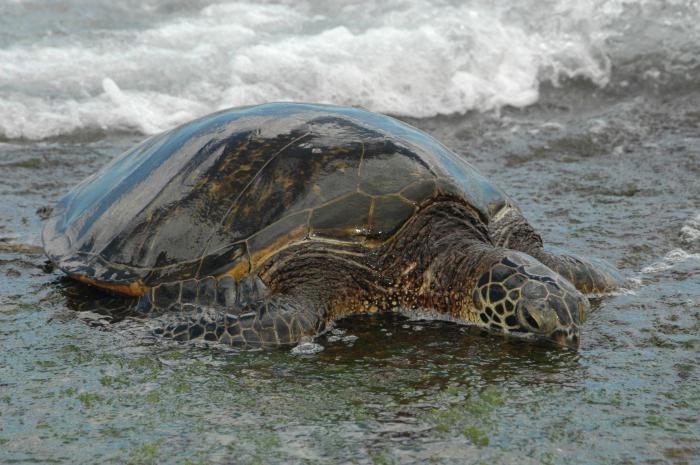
471;252;588;349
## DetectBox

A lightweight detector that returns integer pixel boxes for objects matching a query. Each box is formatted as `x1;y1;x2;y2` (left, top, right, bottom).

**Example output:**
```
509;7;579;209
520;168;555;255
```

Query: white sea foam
291;341;324;355
680;213;700;244
0;0;697;139
641;248;700;274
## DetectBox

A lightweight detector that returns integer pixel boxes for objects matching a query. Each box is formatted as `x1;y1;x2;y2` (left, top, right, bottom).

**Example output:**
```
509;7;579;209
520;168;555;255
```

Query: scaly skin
143;200;590;348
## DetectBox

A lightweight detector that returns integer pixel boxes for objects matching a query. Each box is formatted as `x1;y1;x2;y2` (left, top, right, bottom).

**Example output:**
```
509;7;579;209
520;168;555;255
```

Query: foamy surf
0;0;611;140
680;213;700;245
641;248;700;274
1;0;698;140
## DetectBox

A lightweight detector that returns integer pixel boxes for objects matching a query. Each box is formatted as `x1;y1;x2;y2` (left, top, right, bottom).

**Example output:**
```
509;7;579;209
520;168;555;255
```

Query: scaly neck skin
376;201;501;322
260;200;500;323
488;205;543;252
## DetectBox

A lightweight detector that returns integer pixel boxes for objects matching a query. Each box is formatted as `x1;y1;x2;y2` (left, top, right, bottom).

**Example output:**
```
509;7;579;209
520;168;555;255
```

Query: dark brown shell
42;103;510;293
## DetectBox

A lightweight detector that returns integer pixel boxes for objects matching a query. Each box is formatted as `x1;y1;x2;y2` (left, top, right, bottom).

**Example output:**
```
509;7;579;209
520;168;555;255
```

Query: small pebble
35;206;53;220
291;342;324;355
342;335;358;343
5;268;21;278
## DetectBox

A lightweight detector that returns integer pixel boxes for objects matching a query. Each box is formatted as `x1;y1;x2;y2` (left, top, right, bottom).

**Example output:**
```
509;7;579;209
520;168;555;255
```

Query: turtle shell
43;103;511;295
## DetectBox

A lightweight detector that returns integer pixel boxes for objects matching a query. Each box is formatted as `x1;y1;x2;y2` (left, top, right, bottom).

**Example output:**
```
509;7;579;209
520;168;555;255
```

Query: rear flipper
136;276;327;348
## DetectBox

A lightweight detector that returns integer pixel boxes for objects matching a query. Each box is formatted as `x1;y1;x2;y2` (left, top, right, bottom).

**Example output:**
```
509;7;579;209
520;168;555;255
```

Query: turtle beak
550;329;580;349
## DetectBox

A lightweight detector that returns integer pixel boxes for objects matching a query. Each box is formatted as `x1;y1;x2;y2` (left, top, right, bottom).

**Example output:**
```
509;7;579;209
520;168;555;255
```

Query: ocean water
1;1;699;464
2;0;698;139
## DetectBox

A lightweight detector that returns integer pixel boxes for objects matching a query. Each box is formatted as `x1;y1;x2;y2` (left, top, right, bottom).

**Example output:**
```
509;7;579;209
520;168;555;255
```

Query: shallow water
2;87;699;464
2;1;700;464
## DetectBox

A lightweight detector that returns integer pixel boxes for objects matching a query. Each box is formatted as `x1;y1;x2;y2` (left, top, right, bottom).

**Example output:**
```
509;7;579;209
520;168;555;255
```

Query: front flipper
489;207;624;293
530;248;625;294
155;295;326;347
139;276;327;348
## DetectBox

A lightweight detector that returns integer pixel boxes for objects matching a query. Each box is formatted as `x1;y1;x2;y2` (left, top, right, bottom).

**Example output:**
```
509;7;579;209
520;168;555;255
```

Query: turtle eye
520;306;540;331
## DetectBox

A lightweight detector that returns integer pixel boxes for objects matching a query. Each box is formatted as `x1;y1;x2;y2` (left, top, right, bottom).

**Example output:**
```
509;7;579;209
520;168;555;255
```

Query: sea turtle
43;103;623;349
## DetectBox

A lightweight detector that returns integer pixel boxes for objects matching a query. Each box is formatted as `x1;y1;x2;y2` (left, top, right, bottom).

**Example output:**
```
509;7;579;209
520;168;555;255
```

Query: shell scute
310;193;372;241
368;196;417;241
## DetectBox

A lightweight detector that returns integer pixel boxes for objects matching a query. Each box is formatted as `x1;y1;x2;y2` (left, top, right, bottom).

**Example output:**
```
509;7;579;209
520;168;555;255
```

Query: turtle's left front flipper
155;294;326;348
138;276;327;347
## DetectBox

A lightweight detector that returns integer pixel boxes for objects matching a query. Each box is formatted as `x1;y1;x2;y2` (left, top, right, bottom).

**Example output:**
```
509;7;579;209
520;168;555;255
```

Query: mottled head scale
471;252;588;346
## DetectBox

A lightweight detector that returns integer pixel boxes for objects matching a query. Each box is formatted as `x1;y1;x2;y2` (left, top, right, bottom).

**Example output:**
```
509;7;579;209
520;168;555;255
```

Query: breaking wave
0;0;698;139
